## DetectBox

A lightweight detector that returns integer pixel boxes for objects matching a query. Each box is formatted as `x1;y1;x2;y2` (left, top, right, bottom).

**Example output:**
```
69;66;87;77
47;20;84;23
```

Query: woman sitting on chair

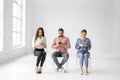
32;27;47;74
75;29;91;75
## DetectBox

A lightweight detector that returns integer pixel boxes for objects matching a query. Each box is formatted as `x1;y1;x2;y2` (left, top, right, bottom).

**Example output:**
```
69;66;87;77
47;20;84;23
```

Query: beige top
32;36;46;49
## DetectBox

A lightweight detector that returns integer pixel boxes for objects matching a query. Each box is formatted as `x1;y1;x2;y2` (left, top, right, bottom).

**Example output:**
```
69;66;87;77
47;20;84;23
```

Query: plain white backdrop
31;0;120;58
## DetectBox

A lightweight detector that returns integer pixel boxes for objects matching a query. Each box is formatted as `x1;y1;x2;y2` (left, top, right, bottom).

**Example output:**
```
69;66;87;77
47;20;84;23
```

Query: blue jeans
52;51;69;68
77;52;89;68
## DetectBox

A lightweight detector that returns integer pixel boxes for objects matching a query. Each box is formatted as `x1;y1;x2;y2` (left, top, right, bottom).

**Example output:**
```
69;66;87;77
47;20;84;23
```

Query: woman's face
38;29;43;37
81;32;87;37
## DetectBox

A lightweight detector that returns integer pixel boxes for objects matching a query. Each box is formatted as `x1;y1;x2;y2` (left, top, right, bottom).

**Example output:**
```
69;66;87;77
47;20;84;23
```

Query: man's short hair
58;28;64;32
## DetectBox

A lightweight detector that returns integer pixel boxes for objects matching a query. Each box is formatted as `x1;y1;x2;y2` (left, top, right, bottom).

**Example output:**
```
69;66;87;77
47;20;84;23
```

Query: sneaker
56;67;60;71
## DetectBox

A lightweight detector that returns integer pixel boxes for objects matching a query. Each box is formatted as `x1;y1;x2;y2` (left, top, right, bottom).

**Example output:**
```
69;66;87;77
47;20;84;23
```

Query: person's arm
75;38;80;50
87;39;91;50
51;38;59;49
41;37;47;48
32;37;39;48
34;44;39;48
65;37;71;49
44;37;47;48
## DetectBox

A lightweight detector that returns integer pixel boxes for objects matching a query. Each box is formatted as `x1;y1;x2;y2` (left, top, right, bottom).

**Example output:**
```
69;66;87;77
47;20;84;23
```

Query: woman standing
32;27;47;74
75;29;91;75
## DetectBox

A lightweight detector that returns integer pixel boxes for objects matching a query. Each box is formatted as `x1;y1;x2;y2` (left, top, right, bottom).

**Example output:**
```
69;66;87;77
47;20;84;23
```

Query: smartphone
59;42;62;44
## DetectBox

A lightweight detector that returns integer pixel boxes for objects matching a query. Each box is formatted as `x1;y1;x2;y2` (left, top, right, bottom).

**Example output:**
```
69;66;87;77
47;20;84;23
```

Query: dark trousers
35;49;46;67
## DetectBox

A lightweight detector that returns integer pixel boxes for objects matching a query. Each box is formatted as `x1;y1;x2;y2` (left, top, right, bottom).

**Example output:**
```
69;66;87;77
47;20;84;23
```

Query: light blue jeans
77;53;89;68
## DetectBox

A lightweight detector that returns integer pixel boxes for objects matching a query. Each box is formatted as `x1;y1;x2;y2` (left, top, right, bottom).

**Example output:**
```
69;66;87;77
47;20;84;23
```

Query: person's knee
66;53;69;59
43;52;46;56
84;53;89;58
42;53;46;59
64;53;69;60
51;52;56;58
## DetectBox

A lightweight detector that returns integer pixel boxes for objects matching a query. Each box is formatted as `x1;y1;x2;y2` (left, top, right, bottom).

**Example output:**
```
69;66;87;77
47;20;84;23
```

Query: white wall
26;0;33;54
111;0;120;57
31;0;120;58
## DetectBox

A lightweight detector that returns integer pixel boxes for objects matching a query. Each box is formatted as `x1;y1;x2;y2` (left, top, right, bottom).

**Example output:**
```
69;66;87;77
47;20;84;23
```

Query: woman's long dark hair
35;27;45;41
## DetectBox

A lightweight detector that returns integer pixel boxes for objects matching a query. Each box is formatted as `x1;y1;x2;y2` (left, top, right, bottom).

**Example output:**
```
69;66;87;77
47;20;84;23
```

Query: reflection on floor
0;53;120;80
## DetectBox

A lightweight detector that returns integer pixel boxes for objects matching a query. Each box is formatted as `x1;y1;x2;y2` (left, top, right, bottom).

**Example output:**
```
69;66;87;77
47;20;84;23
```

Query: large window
12;0;26;48
0;0;3;51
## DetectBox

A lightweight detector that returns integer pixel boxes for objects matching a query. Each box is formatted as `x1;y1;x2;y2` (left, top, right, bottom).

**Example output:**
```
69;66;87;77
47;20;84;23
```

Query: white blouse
32;36;46;49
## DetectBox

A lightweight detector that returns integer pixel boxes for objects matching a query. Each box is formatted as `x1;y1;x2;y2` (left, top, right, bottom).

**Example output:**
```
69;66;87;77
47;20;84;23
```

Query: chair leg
89;57;92;72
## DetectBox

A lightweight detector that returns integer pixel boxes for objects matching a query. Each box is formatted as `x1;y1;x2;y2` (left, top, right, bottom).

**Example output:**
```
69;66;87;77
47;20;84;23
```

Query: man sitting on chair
51;28;71;70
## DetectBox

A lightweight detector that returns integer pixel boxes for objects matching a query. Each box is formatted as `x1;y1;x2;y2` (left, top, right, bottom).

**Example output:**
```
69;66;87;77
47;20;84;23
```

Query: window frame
12;0;26;48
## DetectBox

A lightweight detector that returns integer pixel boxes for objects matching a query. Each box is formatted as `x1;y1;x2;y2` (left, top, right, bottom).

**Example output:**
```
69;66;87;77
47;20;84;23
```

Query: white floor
0;53;120;80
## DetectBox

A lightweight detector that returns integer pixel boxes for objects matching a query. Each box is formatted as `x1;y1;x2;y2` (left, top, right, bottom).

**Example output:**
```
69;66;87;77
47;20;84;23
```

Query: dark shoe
56;67;60;70
59;64;62;68
56;64;62;71
37;71;42;74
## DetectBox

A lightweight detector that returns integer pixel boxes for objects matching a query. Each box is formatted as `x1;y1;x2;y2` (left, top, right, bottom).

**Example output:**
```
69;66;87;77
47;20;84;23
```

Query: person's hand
59;42;65;47
79;44;88;47
84;44;88;47
79;44;84;47
34;43;41;48
39;42;46;47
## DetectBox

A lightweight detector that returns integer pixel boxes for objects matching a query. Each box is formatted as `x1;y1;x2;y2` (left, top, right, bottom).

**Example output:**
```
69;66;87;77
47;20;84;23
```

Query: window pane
13;3;18;17
13;18;21;32
13;1;21;18
0;0;3;51
17;6;21;18
18;0;22;5
12;32;17;46
16;33;21;46
14;0;18;2
0;0;3;14
13;32;21;46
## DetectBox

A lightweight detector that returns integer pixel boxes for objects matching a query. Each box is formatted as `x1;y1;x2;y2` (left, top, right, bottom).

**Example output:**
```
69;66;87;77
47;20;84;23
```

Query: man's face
58;31;64;37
